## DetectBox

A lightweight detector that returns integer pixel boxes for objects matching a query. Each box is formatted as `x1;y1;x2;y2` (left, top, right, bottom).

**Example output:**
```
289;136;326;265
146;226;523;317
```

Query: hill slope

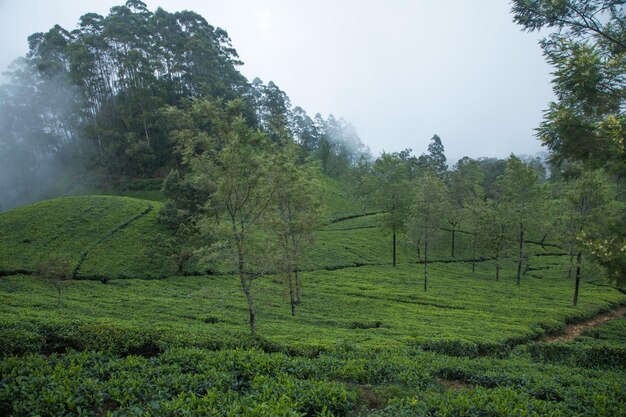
0;196;174;278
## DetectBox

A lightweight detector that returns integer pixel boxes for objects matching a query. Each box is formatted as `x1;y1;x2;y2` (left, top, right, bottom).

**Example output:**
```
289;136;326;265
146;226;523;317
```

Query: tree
171;98;274;337
446;157;485;259
366;153;411;267
478;200;509;281
450;157;486;270
511;0;625;172
495;156;545;285
565;170;611;306
269;145;324;315
405;172;450;290
418;134;448;176
35;257;72;308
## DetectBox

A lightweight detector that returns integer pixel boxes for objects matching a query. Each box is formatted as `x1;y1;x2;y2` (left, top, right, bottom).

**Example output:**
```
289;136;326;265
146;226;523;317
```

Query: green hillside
0;196;174;279
0;180;542;279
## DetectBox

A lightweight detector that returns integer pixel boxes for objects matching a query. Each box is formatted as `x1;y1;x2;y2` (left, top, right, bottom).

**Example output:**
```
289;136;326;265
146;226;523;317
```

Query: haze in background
0;0;553;162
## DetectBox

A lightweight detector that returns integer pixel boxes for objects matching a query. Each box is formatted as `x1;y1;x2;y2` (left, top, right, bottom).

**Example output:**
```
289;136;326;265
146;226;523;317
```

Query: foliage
34;256;72;307
364;153;411;266
0;196;175;279
268;144;325;315
512;0;626;177
405;171;450;290
494;156;546;285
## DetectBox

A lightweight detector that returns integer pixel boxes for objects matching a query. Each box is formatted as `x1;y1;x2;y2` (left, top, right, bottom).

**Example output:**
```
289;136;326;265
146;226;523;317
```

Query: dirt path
541;305;626;343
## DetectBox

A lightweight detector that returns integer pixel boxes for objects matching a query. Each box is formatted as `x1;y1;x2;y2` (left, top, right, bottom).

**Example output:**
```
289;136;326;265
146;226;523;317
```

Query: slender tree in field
173;98;275;337
269;144;324;316
35;256;72;308
495;156;545;285
565;170;611;306
406;171;450;291
447;157;485;261
478;200;509;281
366;153;411;267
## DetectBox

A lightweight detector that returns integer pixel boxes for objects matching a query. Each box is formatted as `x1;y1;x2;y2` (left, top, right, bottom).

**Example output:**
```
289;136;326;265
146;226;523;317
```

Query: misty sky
0;0;555;163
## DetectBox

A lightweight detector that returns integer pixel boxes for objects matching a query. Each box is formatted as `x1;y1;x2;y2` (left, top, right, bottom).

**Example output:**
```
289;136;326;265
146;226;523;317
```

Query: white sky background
0;0;555;163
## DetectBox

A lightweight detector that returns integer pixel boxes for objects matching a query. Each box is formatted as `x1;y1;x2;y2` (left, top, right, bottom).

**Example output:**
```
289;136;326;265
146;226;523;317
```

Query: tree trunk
472;233;477;273
451;227;456;258
516;223;524;286
392;226;397;267
235;233;255;337
416;237;421;262
573;251;582;306
495;248;500;282
56;285;62;308
294;266;301;304
288;271;296;316
424;237;428;291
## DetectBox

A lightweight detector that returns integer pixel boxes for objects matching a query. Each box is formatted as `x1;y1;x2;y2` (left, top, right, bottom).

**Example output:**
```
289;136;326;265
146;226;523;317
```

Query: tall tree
171;98;274;337
565;170;611;306
406;172;450;290
495;156;545;285
366;153;411;267
418;134;448;175
446;157;485;258
269;145;324;315
478;200;509;281
450;157;486;269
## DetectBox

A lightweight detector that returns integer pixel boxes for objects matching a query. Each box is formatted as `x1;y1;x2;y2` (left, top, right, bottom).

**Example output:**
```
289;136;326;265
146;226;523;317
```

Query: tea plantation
0;186;625;416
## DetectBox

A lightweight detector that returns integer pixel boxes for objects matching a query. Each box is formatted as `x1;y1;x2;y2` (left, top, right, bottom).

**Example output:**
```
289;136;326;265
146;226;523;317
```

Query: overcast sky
0;0;554;163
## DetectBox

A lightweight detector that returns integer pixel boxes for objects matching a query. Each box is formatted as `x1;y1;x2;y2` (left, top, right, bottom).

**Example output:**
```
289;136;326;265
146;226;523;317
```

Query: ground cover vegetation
0;0;625;415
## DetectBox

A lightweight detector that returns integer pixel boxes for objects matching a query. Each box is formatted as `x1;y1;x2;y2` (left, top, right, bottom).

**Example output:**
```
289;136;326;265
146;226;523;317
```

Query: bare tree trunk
294;266;301;304
495;248;500;282
451;227;456;258
472;233;477;273
288;271;296;316
234;231;255;336
573;251;582;306
56;284;62;308
392;226;397;267
424;237;428;291
516;223;524;286
416;237;421;262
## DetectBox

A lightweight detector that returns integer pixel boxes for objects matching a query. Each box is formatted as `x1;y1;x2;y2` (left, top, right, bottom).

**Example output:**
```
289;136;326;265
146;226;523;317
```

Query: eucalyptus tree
12;1;248;176
417;134;448;176
494;156;546;286
290;106;320;153
366;153;411;267
405;171;450;290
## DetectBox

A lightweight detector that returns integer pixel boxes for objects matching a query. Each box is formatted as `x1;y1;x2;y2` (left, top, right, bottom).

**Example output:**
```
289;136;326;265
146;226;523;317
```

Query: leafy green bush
0;324;45;356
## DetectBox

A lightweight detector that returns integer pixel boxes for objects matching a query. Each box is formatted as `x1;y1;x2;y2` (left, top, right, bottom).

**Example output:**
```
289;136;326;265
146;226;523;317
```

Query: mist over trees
0;0;369;210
